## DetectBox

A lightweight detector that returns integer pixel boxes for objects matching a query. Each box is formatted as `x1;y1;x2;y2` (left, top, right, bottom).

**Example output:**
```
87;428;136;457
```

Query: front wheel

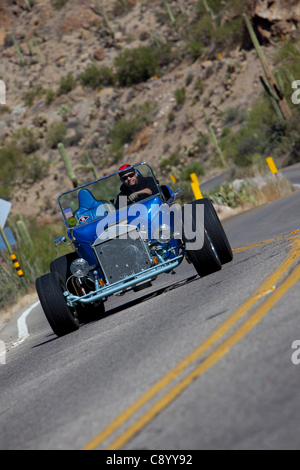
36;272;80;337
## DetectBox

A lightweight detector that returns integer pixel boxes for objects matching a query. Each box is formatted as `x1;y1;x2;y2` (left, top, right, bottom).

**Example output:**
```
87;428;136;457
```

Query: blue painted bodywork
56;163;184;307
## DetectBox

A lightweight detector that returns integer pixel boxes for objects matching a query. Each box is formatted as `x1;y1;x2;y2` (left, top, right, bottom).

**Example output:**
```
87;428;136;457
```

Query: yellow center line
232;231;299;254
107;260;300;451
83;235;300;451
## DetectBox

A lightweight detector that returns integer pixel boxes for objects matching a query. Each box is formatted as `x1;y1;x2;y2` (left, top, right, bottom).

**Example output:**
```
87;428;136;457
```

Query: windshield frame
58;162;162;230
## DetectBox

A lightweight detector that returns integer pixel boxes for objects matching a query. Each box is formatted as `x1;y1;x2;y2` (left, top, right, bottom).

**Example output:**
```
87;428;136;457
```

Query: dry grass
216;173;296;220
126;128;151;154
241;173;296;209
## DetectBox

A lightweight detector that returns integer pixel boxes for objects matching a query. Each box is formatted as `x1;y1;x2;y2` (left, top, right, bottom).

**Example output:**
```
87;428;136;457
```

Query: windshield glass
58;163;160;228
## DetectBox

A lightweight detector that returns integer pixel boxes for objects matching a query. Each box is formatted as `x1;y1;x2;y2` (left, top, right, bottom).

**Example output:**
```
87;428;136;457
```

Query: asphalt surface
1;188;300;450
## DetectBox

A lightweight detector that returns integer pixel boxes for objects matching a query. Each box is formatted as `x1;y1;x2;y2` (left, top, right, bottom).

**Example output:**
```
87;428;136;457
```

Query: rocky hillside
0;0;299;222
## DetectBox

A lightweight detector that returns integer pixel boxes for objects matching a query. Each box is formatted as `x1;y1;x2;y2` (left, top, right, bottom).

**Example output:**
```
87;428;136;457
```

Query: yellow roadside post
170;174;177;183
266;157;278;176
0;225;28;291
190;173;203;200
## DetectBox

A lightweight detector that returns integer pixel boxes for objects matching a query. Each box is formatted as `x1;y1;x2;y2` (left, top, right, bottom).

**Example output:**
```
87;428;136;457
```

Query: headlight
70;258;90;278
153;224;173;243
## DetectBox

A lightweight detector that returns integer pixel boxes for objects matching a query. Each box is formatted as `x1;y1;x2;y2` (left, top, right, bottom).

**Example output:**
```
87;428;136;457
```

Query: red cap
119;164;134;178
119;164;132;172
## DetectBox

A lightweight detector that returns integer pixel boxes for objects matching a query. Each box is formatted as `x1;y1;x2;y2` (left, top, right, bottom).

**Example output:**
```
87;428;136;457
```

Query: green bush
187;40;203;60
47;121;67;149
114;46;161;86
26;154;50;181
159;146;182;173
219;93;279;167
51;0;69;9
0;218;72;309
0;105;10;114
46;89;55;105
181;162;206;181
12;127;40;154
0;144;22;198
109;101;157;161
0;143;48;199
175;87;186;106
80;64;115;89
57;73;77;96
22;84;46;107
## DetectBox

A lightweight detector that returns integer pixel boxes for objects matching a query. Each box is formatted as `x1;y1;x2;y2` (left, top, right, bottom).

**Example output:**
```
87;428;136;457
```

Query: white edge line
11;301;40;349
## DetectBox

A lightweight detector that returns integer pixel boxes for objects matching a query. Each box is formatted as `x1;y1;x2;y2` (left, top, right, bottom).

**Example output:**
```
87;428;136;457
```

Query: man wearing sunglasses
115;164;158;209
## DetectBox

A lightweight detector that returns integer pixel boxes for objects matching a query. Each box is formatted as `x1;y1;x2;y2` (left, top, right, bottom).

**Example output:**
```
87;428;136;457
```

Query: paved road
200;162;300;194
1;190;300;451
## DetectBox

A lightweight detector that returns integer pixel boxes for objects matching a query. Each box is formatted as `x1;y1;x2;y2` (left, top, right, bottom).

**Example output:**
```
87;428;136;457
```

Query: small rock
114;32;124;43
93;48;105;61
202;60;213;69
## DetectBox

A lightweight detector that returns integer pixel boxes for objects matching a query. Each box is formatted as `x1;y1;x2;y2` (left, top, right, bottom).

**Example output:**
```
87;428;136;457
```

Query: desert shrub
114;46;160;86
26;154;50;181
57;73;77;96
0;218;72;309
274;40;300;85
0;105;10;115
159;146;182;173
80;64;115;89
187;39;203;60
51;0;69;9
181;162;206;181
175;87;186;106
46;89;55;105
220;93;279;166
112;0;136;16
22;84;46;107
12;127;40;154
223;107;240;125
47;121;67;148
109;101;157;161
213;17;244;49
0;142;47;199
0;144;23;198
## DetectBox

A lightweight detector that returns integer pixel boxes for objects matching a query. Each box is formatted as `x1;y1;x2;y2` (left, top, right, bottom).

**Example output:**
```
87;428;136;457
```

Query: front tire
36;272;80;337
50;252;78;281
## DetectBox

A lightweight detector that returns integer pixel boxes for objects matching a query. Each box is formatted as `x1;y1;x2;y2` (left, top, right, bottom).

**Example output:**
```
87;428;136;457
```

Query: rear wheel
181;202;222;277
36;272;80;337
195;198;233;265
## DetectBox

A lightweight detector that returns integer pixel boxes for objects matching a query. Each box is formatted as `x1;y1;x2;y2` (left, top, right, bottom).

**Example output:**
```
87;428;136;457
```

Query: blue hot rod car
36;162;233;337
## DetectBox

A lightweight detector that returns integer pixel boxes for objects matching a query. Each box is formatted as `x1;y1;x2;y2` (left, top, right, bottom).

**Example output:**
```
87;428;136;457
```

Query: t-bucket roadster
36;162;233;337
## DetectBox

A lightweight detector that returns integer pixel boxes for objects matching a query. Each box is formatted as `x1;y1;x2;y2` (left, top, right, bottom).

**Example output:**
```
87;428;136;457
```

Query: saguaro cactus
202;108;227;168
243;14;291;121
58;143;79;188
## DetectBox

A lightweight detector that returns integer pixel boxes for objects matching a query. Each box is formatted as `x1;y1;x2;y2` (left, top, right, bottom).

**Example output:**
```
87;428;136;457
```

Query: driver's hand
128;192;138;202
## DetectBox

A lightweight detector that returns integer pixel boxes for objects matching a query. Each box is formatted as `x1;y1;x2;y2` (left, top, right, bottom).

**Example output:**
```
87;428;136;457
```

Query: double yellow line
83;233;300;451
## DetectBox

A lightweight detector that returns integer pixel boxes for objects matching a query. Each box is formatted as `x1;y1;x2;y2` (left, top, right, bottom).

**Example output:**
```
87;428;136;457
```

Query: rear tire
195;198;233;265
181;202;222;277
36;272;80;337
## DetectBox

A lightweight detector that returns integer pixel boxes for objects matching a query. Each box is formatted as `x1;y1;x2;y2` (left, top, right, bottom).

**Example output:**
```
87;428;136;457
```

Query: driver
115;164;158;209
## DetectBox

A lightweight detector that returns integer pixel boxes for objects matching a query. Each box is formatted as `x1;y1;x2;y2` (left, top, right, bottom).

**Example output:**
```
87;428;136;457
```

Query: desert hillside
0;0;299;219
